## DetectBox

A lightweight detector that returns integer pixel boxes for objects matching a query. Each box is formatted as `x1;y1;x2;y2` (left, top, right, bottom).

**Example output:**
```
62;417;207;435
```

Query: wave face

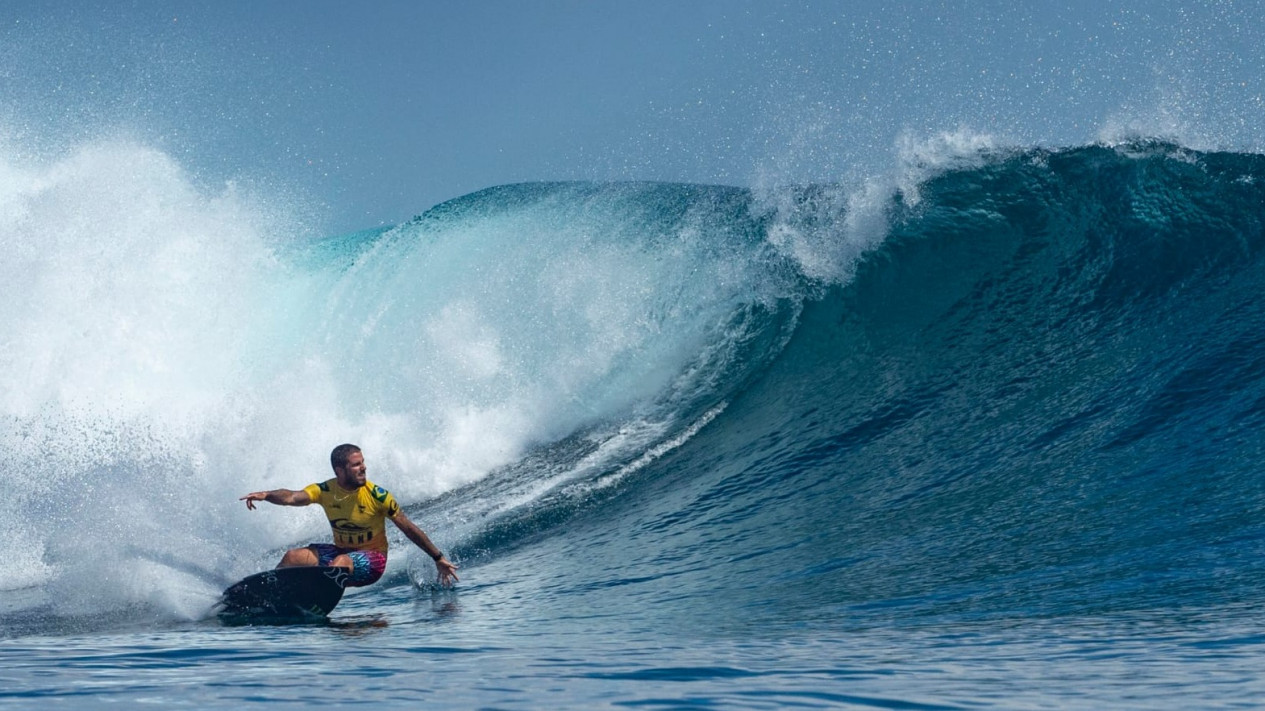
444;141;1265;633
3;140;1265;632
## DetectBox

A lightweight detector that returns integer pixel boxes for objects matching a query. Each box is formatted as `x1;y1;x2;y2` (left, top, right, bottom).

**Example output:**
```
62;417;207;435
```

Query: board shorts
308;544;387;587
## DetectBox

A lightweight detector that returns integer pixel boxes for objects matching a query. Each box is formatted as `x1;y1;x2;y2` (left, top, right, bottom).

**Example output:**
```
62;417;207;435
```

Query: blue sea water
3;139;1265;708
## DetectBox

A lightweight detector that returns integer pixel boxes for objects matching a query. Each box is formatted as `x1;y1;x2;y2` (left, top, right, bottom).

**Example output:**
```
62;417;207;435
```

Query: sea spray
0;149;821;622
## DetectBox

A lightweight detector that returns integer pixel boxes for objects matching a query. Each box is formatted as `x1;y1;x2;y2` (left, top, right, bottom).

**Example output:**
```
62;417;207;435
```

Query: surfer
240;443;459;587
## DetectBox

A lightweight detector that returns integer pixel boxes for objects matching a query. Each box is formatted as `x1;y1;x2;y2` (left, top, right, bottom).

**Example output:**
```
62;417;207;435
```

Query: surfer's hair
330;443;362;470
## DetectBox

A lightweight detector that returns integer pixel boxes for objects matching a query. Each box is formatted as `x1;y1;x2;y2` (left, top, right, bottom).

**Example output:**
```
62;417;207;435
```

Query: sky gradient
2;1;1262;234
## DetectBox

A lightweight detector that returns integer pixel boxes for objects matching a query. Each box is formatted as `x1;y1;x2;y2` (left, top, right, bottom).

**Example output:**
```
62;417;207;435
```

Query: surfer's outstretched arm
390;511;460;586
240;489;312;510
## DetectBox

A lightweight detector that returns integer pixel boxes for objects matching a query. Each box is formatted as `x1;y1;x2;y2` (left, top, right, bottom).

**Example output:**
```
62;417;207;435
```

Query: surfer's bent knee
277;546;319;568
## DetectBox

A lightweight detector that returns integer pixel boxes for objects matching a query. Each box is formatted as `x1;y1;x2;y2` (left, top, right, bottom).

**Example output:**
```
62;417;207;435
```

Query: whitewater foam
0;147;815;619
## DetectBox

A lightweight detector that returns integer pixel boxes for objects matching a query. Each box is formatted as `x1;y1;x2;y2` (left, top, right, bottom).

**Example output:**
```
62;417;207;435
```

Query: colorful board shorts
308;544;387;587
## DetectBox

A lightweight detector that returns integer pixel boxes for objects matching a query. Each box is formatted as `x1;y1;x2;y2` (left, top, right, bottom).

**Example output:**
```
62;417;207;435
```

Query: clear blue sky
2;1;1262;234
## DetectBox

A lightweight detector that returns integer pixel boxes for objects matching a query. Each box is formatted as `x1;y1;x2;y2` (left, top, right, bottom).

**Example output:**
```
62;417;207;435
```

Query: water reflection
329;614;391;635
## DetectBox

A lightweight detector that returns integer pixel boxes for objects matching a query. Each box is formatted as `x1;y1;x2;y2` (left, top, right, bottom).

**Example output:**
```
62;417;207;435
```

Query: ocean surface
3;140;1265;708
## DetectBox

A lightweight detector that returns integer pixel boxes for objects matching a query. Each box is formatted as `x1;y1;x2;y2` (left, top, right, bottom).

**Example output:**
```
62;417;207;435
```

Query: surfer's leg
301;543;353;572
341;550;387;587
280;544;355;573
276;545;320;568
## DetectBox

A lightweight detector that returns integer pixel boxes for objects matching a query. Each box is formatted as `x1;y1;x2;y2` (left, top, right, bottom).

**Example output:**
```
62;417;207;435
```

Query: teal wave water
3;140;1265;707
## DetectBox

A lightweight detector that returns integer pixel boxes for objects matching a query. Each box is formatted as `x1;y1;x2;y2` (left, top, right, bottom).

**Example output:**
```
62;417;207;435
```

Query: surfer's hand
240;492;268;510
435;557;459;586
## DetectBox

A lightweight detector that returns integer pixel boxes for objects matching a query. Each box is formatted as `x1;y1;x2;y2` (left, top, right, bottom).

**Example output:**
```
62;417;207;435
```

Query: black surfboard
217;566;349;621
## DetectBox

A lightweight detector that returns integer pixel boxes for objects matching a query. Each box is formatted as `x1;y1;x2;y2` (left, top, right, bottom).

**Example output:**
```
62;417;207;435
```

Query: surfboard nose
217;566;348;622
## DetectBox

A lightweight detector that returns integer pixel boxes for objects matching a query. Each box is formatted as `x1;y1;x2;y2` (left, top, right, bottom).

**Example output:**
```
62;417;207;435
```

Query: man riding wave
241;443;458;587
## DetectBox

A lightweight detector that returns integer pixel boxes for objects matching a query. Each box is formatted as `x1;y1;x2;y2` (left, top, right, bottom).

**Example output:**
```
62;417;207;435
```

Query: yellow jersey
302;479;401;552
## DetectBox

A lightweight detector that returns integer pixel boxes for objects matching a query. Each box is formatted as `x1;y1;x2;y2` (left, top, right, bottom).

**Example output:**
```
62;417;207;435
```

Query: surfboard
217;566;349;621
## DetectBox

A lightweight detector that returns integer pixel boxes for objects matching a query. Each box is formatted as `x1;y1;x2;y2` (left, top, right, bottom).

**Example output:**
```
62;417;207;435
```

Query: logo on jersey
330;518;375;547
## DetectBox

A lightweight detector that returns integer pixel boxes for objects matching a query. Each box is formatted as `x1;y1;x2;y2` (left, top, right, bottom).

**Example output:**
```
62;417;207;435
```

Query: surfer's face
338;451;367;489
